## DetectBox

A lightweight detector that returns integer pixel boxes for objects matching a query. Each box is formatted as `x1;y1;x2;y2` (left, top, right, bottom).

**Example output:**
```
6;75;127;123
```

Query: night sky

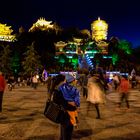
0;0;140;47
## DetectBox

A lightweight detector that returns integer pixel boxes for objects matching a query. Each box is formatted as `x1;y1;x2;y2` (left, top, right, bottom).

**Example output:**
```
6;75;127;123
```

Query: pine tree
22;42;42;76
0;45;12;75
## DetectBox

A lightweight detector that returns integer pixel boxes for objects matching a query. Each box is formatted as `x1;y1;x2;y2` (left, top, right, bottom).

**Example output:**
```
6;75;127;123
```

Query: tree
0;45;12;75
118;40;132;55
72;54;78;69
94;53;103;67
22;42;42;76
108;37;133;71
11;52;20;76
108;37;119;54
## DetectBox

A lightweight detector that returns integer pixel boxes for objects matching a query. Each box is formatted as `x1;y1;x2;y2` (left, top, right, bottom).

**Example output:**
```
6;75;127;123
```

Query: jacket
59;83;80;107
0;75;6;92
119;78;130;93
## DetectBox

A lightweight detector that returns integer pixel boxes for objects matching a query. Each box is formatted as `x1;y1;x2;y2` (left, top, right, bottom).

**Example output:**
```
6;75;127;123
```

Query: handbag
44;89;66;124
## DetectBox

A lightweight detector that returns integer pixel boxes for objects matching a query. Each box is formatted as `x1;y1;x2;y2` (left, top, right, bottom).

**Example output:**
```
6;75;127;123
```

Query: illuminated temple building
29;17;54;32
55;17;110;69
0;23;15;42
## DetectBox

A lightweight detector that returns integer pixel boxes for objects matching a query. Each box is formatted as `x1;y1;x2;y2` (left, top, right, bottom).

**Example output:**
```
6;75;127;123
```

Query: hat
66;74;75;83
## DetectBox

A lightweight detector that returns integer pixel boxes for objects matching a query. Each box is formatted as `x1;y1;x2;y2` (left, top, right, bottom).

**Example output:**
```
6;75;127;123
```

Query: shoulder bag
44;91;66;124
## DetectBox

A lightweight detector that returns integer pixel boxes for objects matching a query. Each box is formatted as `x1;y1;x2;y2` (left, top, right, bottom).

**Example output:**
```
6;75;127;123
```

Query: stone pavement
0;85;140;140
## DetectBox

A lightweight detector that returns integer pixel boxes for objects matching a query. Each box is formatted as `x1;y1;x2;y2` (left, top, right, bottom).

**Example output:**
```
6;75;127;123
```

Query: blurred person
113;74;120;90
26;77;31;86
17;76;21;86
46;75;53;94
104;74;113;92
135;74;140;90
98;72;108;93
82;71;89;99
116;75;131;111
32;74;39;89
131;75;136;89
7;76;15;91
0;71;6;112
87;71;106;119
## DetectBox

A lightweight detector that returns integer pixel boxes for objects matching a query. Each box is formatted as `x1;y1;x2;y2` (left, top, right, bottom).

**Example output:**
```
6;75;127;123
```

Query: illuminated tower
91;17;108;42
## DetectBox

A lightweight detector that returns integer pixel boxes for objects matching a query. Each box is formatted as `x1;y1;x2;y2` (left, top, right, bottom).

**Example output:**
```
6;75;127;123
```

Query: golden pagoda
0;23;15;42
29;17;54;32
91;17;108;41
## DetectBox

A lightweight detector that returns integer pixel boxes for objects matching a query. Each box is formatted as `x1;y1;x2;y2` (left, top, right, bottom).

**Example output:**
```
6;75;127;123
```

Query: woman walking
87;71;106;119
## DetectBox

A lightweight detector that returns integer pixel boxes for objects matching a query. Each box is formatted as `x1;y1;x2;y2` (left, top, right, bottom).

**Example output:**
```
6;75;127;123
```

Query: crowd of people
0;69;138;140
44;69;134;140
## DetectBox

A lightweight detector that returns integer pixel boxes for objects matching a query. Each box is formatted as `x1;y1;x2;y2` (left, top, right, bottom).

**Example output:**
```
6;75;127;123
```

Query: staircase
78;54;94;69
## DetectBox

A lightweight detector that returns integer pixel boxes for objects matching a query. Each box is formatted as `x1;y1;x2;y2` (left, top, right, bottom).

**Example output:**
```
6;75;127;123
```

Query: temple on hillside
0;23;16;42
29;17;54;32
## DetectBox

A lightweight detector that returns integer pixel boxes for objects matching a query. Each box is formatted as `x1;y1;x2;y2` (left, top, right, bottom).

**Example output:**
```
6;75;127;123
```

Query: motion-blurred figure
87;71;106;119
0;71;6;112
117;75;131;111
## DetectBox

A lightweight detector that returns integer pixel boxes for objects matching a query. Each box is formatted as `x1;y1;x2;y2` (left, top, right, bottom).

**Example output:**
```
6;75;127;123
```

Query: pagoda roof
29;17;54;32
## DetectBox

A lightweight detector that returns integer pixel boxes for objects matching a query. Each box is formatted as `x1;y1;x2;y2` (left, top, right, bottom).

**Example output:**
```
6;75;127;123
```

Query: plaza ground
0;85;140;140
